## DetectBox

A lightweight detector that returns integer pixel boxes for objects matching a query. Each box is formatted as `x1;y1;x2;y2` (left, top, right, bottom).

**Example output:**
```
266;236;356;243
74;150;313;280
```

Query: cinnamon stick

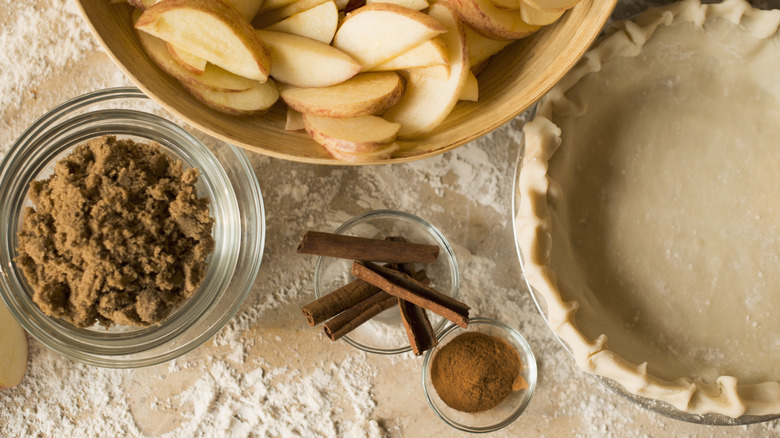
385;236;419;277
391;251;438;355
399;298;438;356
323;291;397;341
351;261;470;328
319;268;431;341
301;279;380;326
297;231;439;263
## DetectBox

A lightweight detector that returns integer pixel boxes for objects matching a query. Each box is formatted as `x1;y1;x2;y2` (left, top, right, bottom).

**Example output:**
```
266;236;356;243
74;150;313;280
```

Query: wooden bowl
76;0;617;164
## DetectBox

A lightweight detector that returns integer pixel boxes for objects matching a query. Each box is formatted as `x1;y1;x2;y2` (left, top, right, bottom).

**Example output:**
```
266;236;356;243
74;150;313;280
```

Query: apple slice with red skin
333;3;447;69
280;72;404;118
136;0;271;81
383;1;470;138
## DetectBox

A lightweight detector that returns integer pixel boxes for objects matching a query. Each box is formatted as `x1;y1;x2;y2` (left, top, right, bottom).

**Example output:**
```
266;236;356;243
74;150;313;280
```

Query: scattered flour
0;0;97;110
2;0;780;436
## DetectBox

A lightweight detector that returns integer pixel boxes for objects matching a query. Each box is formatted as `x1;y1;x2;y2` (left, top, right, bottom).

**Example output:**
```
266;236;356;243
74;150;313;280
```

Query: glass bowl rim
421;316;538;433
313;208;460;355
0;87;265;368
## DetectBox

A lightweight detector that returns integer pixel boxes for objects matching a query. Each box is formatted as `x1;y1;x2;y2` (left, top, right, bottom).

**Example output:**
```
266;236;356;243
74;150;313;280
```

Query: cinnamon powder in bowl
430;331;527;413
422;317;537;433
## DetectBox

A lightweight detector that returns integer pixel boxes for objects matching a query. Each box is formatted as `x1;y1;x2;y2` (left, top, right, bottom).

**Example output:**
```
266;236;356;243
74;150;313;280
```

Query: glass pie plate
511;105;780;425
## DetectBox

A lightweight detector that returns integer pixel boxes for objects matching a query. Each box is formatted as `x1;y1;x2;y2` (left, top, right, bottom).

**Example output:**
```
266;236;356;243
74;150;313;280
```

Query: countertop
1;0;780;436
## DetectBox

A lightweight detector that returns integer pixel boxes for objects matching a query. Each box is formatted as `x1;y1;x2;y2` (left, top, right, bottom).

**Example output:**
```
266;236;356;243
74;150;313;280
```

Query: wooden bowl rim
74;0;617;165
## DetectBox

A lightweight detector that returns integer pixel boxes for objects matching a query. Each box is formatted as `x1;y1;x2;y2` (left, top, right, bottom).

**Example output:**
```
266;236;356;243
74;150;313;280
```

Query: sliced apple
370;37;448;71
523;0;579;12
303;114;400;161
323;142;399;162
333;3;446;69
258;0;298;13
342;0;365;11
280;72;404;117
224;0;265;19
490;0;519;9
286;107;305;130
263;1;338;44
136;25;259;92
460;70;478;101
135;0;271;81
136;25;258;91
128;0;159;8
383;1;469;138
366;0;428;11
452;0;541;40
471;58;489;75
256;29;361;87
519;0;565;25
184;78;280;115
166;42;208;74
0;301;28;390
464;25;513;67
129;0;263;19
252;0;329;27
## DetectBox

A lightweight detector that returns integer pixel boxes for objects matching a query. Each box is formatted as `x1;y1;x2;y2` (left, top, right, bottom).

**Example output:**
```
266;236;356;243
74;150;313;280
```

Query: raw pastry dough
516;0;780;417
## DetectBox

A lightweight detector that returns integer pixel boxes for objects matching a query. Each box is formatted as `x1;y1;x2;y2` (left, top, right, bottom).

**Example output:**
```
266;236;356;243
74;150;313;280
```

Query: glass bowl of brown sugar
421;316;537;433
0;87;265;368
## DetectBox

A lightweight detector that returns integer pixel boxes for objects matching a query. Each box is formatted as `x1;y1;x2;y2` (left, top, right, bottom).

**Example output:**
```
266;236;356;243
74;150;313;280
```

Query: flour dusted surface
1;0;780;436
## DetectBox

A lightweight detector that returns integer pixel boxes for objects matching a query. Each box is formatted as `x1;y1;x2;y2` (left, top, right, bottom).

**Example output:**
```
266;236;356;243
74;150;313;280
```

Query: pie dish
515;0;780;418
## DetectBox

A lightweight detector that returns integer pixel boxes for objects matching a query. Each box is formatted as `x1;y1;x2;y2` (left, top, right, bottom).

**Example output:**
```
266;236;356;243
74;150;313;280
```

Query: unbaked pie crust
516;0;780;417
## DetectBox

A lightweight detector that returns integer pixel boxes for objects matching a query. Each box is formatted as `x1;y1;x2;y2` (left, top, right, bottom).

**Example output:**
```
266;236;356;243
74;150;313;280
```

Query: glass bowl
421;317;537;433
313;209;459;354
510;111;780;425
0;87;265;368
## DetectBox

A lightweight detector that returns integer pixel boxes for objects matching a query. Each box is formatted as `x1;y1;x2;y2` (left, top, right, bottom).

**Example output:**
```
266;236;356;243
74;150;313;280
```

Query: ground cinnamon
430;332;523;413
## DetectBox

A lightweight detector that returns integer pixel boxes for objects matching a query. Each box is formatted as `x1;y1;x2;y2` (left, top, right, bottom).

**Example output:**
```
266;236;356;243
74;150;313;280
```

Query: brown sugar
14;135;215;328
430;331;523;412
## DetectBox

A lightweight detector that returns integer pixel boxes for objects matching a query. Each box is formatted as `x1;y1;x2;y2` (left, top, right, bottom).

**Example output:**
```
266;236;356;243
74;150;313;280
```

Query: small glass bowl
314;209;459;354
422;317;537;433
0;88;265;368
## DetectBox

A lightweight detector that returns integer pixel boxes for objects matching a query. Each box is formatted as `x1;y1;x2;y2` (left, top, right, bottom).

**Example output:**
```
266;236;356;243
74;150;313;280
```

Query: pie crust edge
515;0;780;418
